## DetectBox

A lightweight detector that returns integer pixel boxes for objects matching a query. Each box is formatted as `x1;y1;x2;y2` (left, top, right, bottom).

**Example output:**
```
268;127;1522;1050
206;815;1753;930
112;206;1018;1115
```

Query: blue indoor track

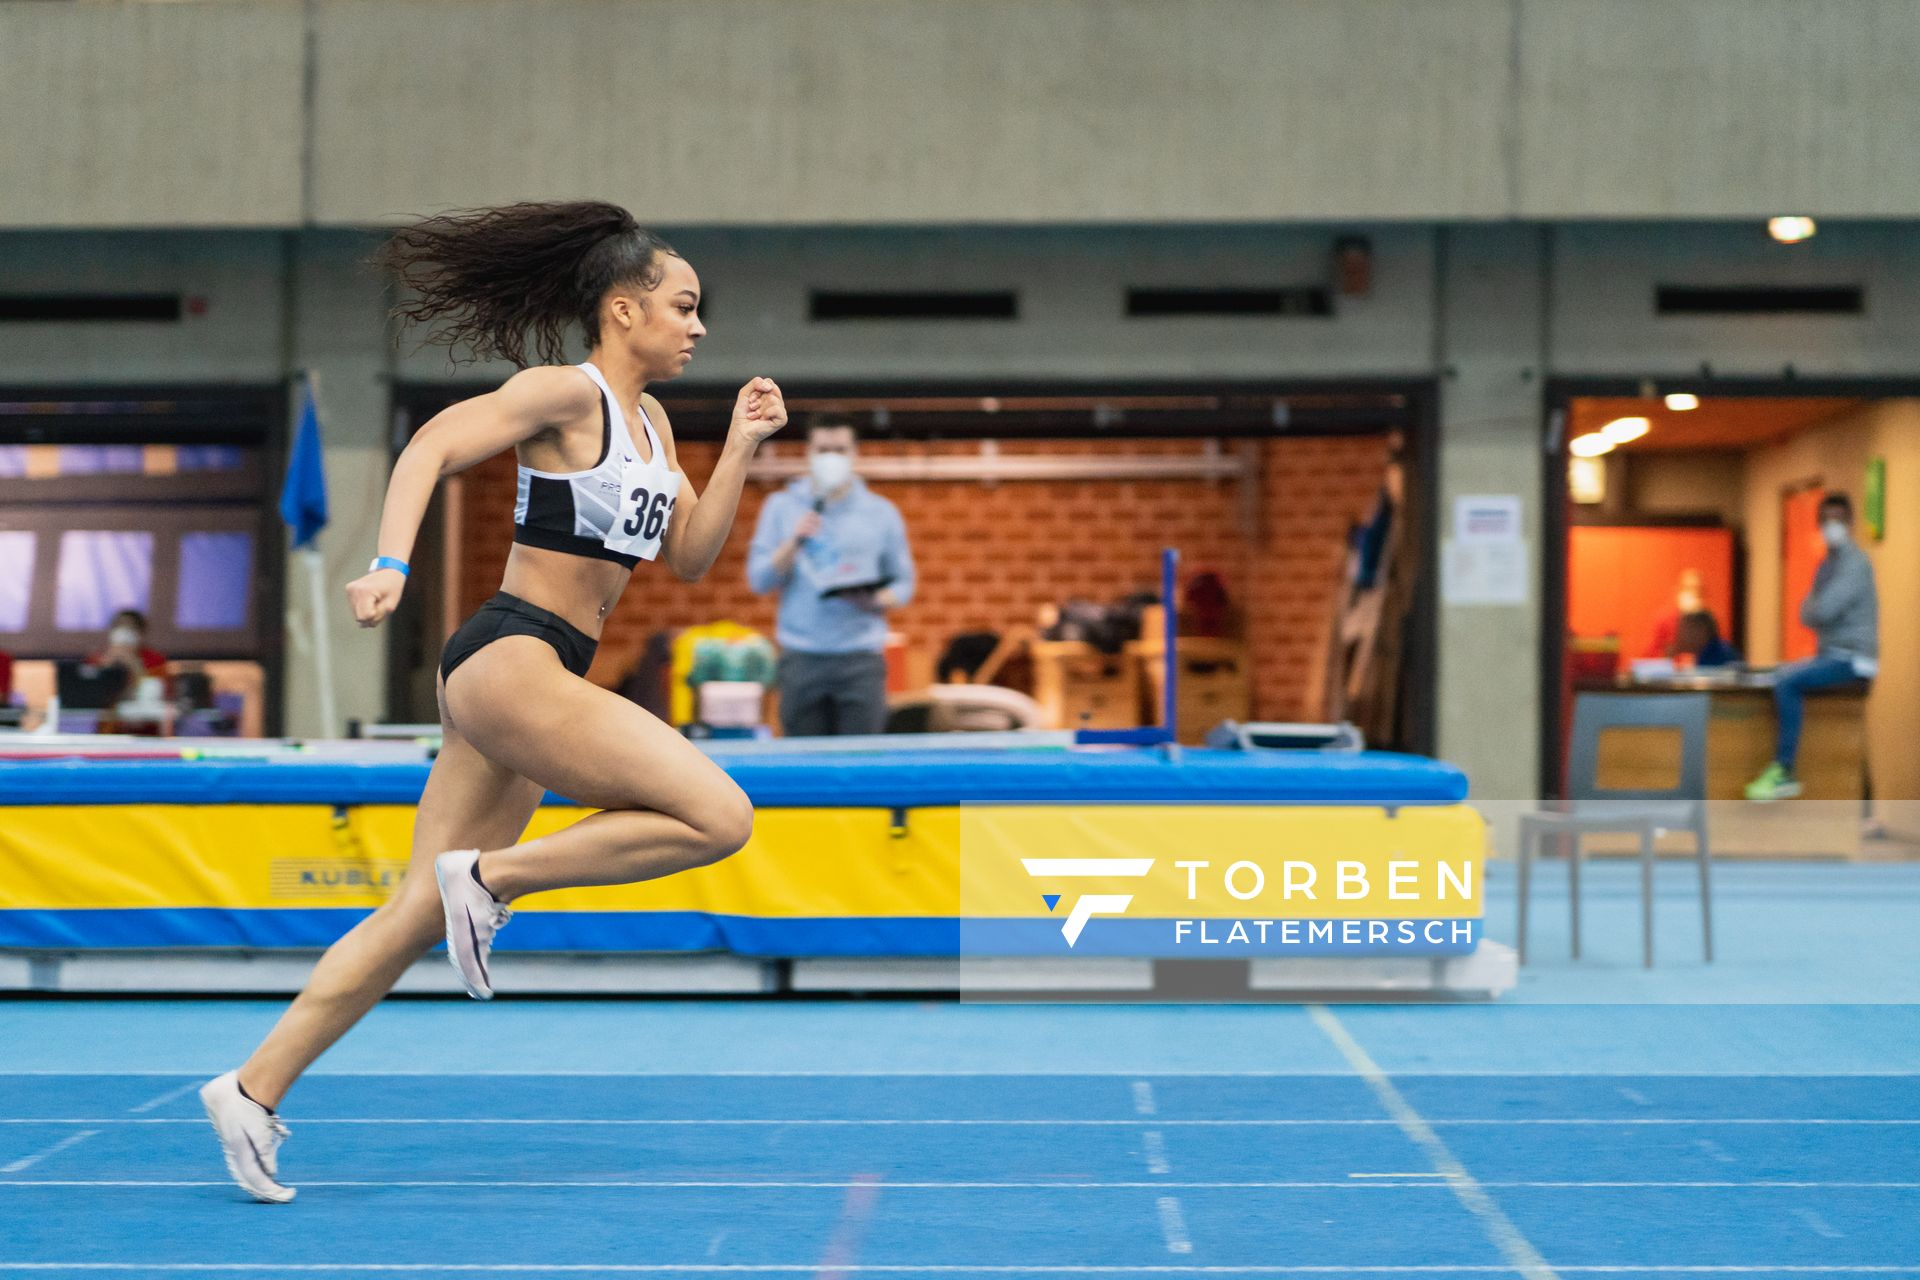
1;998;1916;1277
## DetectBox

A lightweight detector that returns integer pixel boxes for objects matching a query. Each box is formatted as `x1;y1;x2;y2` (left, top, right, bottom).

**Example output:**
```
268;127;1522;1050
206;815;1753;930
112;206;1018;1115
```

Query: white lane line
3;1116;1913;1127
5;1068;1917;1077
1141;1130;1170;1175
1310;1005;1559;1280
1154;1195;1193;1255
0;1130;98;1174
1132;1081;1157;1116
1350;1173;1450;1179
1;1264;1919;1274
126;1082;202;1114
10;1177;1913;1190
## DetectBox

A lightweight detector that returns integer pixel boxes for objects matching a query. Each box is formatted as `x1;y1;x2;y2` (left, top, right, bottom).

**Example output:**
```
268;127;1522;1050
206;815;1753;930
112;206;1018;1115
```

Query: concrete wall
310;0;1512;225
1434;226;1547;812
0;4;303;228
393;224;1439;386
1549;222;1920;378
284;232;402;737
8;0;1920;229
0;233;287;380
1518;0;1920;218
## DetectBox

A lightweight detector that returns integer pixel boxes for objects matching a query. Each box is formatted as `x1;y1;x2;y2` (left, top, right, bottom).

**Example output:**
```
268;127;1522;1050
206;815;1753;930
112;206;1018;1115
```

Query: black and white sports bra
512;362;682;569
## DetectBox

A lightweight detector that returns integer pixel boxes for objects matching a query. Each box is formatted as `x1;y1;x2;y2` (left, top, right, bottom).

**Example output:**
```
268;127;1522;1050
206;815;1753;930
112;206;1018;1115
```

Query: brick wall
456;434;1391;722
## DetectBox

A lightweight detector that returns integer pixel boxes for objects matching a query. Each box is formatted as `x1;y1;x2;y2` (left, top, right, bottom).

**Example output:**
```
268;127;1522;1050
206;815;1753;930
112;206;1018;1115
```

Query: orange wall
1779;486;1825;662
1568;526;1735;661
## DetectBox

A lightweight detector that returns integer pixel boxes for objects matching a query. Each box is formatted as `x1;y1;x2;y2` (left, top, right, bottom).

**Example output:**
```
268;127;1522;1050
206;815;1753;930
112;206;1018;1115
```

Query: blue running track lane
0;999;1916;1277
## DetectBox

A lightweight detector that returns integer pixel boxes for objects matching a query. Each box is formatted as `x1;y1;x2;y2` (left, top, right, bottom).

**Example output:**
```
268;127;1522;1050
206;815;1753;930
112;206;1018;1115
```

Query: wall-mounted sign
1443;494;1528;605
1865;456;1886;542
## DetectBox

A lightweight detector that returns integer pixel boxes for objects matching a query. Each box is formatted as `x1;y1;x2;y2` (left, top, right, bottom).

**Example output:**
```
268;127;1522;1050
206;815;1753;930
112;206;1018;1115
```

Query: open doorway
392;379;1440;753
1544;382;1920;852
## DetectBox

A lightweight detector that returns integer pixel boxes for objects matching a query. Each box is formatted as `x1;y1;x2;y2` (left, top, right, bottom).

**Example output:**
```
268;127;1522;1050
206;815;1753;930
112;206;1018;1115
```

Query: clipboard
820;576;894;599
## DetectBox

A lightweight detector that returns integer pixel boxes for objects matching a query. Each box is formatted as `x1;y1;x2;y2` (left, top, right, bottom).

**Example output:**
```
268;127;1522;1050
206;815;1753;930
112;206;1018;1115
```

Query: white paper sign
1454;494;1522;543
1444;494;1528;604
1443;538;1529;605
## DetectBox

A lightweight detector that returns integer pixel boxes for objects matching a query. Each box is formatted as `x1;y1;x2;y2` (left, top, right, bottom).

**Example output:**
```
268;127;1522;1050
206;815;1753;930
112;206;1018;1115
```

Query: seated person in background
1646;568;1705;658
89;609;168;696
1670;610;1738;668
1747;491;1878;802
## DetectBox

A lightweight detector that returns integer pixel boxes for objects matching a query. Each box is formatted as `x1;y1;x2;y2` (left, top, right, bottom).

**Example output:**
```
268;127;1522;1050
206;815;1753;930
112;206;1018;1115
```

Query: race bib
603;462;681;561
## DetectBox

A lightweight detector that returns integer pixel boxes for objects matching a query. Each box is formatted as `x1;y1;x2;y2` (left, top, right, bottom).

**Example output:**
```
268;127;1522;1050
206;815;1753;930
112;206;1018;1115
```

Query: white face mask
1676;590;1703;615
1820;520;1850;549
108;626;140;648
809;451;853;493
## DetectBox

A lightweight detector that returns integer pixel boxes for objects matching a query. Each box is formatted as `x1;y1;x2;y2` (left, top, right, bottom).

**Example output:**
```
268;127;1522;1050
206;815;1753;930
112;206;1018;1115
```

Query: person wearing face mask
747;416;917;735
1747;491;1878;802
1646;568;1708;659
89;609;168;693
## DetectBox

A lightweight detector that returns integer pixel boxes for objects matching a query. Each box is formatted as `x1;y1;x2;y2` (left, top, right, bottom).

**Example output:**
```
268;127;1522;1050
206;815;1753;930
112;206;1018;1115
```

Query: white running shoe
435;849;511;1000
199;1070;294;1203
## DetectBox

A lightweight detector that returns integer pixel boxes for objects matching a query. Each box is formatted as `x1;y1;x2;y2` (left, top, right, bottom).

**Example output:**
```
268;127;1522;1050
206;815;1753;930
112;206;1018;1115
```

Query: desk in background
1577;680;1868;857
7;659;264;737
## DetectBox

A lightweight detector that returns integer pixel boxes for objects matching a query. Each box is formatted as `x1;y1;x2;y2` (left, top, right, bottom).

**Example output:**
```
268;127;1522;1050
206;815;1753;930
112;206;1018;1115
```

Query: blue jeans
1773;656;1861;771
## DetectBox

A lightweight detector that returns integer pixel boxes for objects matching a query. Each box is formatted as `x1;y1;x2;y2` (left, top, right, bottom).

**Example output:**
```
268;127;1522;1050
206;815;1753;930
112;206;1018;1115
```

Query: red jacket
89;647;169;677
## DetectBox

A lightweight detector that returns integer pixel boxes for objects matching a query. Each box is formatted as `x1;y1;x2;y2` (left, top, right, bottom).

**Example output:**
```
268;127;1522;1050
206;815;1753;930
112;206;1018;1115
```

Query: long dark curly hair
374;200;679;367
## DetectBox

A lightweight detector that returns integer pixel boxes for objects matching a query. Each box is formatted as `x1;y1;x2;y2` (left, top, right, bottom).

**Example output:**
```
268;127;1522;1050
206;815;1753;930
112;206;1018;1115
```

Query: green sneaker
1745;762;1802;802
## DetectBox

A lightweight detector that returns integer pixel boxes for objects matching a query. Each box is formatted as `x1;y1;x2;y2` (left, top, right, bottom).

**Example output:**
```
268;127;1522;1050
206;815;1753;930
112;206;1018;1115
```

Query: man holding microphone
747;417;916;736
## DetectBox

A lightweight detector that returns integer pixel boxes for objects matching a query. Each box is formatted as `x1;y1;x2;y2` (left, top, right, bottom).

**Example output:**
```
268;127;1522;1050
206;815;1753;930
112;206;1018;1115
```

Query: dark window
176;531;256;631
810;291;1018;321
0;295;183;322
1127;288;1332;318
1655;286;1863;316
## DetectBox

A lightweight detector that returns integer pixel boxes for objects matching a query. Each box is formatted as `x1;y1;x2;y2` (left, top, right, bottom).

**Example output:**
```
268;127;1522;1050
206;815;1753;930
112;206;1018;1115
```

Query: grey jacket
1800;541;1878;662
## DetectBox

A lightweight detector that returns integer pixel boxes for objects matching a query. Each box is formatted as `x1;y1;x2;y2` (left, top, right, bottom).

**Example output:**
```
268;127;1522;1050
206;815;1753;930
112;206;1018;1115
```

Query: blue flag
280;377;329;549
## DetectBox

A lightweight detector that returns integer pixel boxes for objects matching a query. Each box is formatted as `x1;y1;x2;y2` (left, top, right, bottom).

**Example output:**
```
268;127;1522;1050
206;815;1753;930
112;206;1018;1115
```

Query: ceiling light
1663;393;1700;411
1600;416;1651;445
1768;216;1816;244
1569;455;1607;505
1569;433;1615;458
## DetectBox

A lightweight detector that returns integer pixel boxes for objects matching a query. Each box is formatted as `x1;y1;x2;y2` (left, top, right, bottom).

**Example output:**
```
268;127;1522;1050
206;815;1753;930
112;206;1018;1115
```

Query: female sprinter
200;201;786;1202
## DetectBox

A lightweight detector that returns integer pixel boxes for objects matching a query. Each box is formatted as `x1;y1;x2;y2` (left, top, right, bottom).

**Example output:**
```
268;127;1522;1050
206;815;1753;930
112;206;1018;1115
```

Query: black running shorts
439;592;598;682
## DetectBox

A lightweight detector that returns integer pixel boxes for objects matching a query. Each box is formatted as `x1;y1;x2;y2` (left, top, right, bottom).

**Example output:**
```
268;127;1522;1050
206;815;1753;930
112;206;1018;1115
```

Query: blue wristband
370;556;409;578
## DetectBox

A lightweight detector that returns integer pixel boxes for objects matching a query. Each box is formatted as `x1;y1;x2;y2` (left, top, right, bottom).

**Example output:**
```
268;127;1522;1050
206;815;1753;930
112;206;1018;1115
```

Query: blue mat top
0;746;1467;808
